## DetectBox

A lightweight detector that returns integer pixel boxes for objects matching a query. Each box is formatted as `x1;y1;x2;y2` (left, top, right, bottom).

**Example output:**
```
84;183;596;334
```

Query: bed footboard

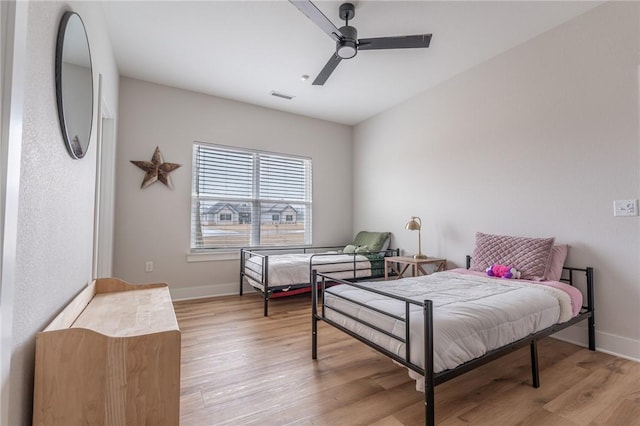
240;248;271;316
312;270;436;423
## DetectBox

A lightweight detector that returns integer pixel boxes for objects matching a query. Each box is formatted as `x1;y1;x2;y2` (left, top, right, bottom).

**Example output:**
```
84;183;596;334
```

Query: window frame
190;142;313;251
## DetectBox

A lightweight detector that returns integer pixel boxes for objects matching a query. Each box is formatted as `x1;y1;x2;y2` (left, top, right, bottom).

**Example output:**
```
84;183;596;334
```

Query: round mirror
55;11;93;159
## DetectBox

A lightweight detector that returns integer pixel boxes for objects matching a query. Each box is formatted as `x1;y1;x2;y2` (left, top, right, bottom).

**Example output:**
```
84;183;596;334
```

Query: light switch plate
613;199;638;217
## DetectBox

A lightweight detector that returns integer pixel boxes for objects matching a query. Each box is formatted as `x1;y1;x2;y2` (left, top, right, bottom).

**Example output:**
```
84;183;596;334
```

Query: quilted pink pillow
471;232;555;280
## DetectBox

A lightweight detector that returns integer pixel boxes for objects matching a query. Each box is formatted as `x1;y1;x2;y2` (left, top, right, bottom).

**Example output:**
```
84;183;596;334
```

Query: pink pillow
471;232;555;280
542;244;569;282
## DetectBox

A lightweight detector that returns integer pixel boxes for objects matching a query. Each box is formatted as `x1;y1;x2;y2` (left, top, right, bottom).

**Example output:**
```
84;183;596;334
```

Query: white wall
113;78;353;299
9;2;119;425
353;2;640;360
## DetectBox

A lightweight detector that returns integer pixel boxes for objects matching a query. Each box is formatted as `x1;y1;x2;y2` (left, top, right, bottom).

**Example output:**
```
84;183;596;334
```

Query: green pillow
352;231;390;252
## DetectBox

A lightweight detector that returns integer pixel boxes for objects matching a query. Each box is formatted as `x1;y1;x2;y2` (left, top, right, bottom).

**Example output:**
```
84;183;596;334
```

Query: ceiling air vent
270;91;295;100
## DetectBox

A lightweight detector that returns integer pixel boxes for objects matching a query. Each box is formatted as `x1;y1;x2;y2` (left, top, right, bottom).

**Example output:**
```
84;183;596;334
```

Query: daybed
240;231;398;316
311;232;595;425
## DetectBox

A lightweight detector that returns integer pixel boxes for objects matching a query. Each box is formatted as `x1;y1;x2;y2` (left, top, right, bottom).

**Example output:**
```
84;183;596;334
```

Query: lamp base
413;253;428;259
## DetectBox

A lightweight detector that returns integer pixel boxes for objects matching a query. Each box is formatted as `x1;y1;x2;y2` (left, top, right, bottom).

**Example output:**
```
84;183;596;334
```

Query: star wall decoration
130;147;182;189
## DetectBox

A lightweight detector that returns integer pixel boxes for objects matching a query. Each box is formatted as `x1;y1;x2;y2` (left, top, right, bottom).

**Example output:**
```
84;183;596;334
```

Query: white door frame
92;74;116;279
0;1;28;424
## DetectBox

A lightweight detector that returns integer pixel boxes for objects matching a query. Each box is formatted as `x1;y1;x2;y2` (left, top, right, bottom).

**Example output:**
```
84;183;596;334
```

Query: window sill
186;250;239;263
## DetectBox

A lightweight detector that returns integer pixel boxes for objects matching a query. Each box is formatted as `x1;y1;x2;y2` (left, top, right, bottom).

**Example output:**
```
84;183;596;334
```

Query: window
191;142;312;249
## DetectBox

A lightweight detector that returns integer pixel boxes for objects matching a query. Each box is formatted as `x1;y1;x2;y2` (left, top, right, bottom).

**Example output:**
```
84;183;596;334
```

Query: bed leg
239;249;244;296
424;300;434;426
588;316;596;351
530;340;540;388
263;294;269;317
586;267;596;351
312;270;318;360
312;315;318;360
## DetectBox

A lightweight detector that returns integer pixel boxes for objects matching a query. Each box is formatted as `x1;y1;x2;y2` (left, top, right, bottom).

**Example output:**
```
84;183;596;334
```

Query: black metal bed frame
239;246;400;316
311;256;595;426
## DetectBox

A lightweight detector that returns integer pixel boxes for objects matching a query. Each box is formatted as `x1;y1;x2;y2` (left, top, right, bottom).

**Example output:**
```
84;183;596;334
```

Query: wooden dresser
33;278;181;426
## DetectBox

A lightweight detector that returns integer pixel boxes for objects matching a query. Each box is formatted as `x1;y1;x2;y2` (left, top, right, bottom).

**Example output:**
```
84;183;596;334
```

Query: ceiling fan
289;0;432;86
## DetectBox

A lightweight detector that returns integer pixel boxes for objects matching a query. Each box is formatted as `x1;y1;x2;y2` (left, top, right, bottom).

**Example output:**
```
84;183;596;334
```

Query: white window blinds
191;142;312;250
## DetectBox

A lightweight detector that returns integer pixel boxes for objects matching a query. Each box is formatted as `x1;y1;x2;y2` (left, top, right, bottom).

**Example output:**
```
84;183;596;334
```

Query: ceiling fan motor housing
337;25;357;59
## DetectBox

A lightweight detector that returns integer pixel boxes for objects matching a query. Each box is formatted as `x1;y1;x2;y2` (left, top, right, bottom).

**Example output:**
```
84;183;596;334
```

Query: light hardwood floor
174;293;640;426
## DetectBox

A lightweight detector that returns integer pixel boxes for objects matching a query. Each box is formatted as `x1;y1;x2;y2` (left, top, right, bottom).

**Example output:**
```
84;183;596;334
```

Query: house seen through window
191;142;312;249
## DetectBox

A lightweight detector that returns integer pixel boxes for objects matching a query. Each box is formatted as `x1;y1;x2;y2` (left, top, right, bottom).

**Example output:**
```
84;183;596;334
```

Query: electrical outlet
613;199;638;217
145;261;153;272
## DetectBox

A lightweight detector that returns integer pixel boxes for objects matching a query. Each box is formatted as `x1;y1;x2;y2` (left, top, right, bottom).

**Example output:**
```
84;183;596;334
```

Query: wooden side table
384;256;446;280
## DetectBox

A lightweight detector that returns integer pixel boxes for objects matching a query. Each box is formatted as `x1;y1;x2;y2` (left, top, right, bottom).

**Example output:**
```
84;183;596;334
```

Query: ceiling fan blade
289;0;343;42
313;53;342;86
358;34;432;50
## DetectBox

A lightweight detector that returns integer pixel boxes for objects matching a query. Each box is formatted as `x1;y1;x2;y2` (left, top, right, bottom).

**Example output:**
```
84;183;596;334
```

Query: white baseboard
171;285;640;363
170;281;251;301
552;325;640;362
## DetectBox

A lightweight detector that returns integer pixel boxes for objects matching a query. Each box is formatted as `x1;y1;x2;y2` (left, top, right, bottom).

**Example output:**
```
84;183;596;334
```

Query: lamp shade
405;216;426;259
405;217;421;231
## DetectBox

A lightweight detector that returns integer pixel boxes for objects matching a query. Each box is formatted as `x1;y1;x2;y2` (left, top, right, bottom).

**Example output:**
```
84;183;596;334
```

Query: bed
239;231;399;316
311;232;595;425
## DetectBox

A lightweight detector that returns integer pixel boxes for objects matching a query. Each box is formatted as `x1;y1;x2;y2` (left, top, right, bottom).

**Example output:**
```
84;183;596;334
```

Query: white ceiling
101;1;601;125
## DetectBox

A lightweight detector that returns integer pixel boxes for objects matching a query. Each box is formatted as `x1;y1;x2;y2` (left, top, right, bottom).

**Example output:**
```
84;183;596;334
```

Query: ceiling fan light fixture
337;40;357;59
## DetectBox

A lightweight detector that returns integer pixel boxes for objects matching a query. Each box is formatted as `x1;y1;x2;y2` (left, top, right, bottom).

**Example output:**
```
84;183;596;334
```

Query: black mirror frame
55;11;94;160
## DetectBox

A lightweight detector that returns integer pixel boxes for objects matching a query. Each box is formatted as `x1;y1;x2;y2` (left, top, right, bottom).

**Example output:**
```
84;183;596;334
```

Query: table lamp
405;216;427;259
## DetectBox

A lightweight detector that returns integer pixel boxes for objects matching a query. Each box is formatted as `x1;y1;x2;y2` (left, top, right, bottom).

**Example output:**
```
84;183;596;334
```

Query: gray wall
9;1;119;425
113;77;353;299
353;2;640;359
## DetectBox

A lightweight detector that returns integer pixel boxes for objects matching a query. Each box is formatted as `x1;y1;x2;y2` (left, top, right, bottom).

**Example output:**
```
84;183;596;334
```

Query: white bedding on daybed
323;270;578;388
245;252;374;290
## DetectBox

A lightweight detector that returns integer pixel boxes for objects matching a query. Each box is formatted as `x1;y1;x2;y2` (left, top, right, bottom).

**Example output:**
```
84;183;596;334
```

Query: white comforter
323;271;574;388
245;252;374;289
